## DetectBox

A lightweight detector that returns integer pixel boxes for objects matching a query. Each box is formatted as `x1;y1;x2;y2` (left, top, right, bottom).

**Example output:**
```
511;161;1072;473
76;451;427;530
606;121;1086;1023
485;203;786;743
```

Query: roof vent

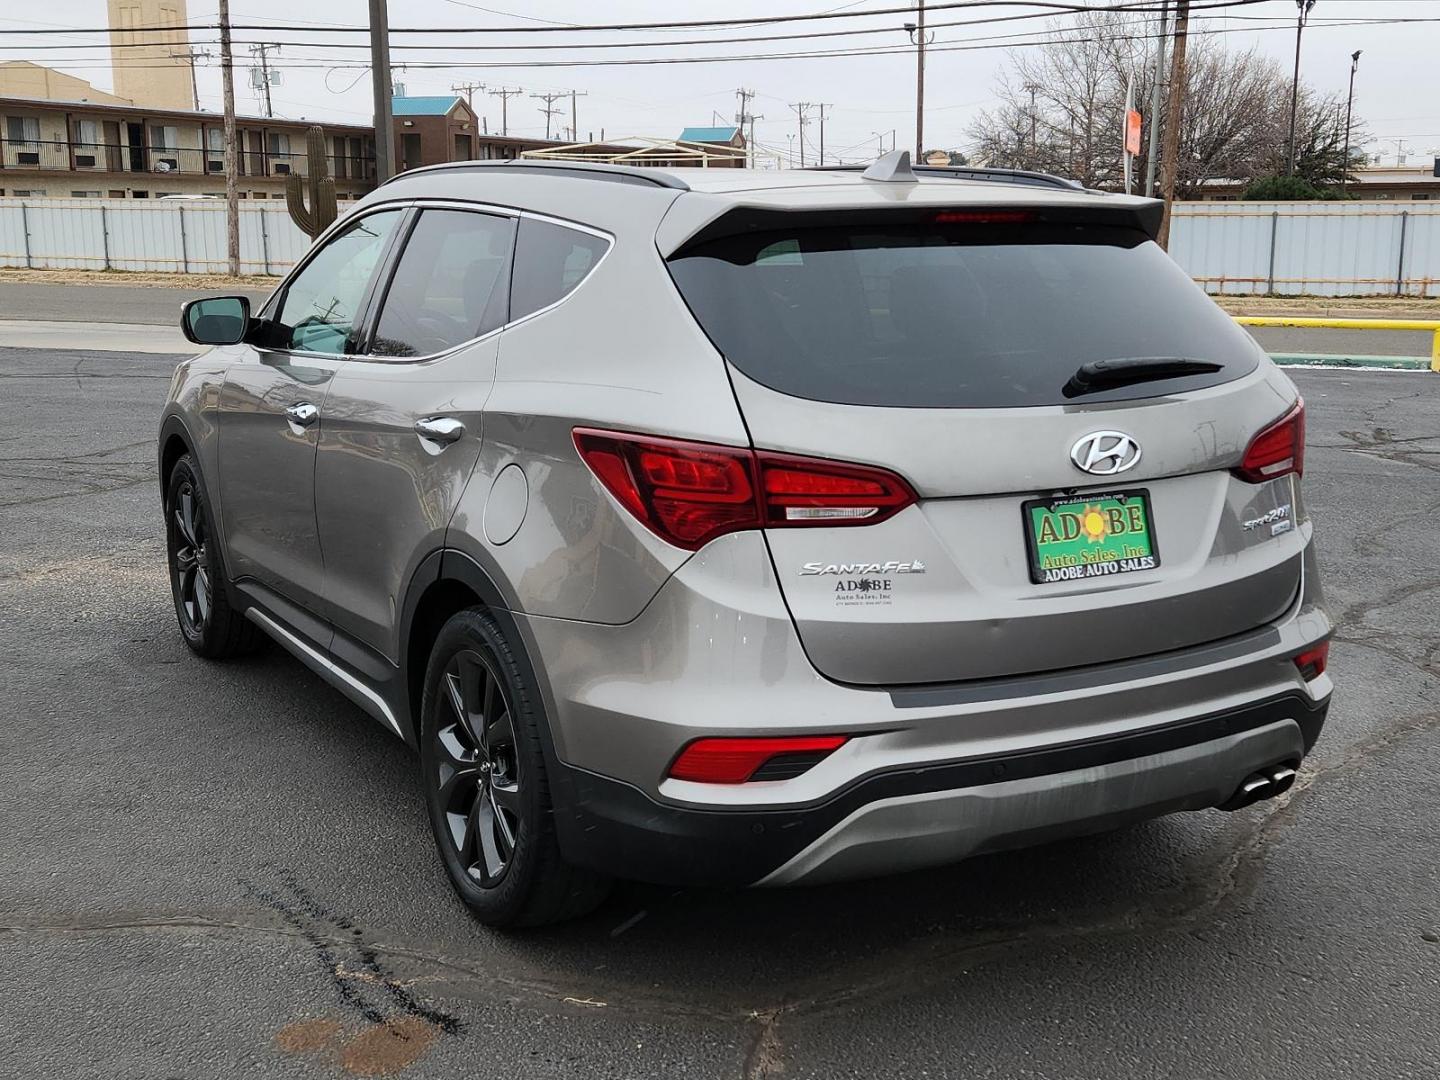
861;149;918;183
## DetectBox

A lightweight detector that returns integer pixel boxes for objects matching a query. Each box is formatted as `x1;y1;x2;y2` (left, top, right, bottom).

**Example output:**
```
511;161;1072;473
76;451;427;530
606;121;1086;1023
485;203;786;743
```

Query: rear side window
667;221;1260;408
370;208;516;358
510;217;610;321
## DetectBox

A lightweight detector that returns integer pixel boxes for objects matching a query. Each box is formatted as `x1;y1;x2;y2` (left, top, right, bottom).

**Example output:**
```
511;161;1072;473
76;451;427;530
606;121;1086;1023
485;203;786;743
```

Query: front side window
273;210;403;354
370;209;516;358
509;217;610;321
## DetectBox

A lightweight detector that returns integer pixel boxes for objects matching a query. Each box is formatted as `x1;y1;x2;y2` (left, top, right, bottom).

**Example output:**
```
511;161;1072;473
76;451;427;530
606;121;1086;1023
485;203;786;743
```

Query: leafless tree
968;14;1366;195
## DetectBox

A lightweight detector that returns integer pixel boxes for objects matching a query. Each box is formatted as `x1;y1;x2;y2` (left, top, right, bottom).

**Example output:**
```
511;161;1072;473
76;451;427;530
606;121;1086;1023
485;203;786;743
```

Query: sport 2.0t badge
1070;431;1142;476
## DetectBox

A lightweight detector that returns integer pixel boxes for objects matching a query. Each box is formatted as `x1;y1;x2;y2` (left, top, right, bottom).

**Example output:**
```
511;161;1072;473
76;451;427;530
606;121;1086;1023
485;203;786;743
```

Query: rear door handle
414;416;465;445
285;402;319;429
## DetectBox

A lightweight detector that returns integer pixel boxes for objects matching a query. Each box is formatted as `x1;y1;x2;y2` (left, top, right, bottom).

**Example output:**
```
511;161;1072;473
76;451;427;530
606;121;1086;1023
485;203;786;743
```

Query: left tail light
573;428;916;551
1236;399;1305;484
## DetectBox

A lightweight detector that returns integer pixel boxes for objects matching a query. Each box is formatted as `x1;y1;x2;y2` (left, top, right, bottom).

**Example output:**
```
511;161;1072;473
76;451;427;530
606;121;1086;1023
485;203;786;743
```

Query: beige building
108;0;196;111
0;62;132;106
0;95;375;200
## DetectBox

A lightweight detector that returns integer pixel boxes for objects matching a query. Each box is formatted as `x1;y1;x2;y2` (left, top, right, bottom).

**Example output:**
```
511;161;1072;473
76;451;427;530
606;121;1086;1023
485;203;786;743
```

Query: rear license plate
1022;489;1160;584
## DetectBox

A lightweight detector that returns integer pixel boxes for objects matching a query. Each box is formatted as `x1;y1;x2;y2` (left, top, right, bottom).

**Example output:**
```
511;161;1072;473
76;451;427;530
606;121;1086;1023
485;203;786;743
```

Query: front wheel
165;454;259;658
419;608;610;928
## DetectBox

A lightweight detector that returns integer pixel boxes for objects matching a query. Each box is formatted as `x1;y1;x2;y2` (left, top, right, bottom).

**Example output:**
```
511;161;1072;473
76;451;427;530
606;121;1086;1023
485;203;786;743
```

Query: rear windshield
667;221;1260;408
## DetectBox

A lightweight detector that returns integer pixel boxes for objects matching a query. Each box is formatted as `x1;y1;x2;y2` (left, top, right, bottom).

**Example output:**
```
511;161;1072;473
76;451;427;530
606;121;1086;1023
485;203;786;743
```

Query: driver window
369;209;517;358
274;209;403;354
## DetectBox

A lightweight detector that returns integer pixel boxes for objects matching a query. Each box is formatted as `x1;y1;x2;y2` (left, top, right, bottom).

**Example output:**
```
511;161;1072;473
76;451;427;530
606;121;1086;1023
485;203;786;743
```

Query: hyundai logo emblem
1070;431;1142;476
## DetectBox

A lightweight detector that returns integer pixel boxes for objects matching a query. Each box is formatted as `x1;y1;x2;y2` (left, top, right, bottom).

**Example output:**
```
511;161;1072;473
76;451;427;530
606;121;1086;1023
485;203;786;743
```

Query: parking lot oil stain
275;1017;344;1053
275;1016;441;1076
247;869;462;1072
337;1017;440;1076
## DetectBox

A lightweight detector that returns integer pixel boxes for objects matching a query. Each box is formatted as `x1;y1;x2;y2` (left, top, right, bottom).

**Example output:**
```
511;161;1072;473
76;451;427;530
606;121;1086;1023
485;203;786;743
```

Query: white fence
0;198;312;276
2;197;1439;297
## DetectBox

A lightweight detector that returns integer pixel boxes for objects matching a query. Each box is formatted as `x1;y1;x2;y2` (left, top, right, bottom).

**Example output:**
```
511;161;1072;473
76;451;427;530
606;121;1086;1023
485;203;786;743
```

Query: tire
165;454;260;659
419;608;610;928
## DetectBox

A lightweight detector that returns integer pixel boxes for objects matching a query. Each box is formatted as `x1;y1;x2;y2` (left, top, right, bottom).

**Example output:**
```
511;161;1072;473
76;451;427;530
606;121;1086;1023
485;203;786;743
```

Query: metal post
178;204;190;273
19;202;32;269
259;205;272;276
1144;0;1168;196
1267;210;1280;295
370;0;396;181
1342;50;1361;197
1396;210;1410;297
100;205;111;270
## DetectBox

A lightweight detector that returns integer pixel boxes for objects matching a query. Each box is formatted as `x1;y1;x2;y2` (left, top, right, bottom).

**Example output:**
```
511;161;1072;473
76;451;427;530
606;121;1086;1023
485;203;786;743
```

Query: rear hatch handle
1062;357;1224;398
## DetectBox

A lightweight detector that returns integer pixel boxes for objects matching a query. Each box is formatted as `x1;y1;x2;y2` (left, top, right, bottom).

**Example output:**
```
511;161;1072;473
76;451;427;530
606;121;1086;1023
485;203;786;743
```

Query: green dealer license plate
1022;489;1160;584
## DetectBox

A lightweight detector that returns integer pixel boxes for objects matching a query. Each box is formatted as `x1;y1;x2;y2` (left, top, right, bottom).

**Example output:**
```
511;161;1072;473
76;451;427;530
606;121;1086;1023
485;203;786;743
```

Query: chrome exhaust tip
1219;762;1299;811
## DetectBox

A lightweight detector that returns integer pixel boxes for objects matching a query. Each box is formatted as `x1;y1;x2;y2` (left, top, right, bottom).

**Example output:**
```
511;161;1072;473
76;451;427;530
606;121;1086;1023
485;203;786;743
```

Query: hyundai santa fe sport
159;153;1332;927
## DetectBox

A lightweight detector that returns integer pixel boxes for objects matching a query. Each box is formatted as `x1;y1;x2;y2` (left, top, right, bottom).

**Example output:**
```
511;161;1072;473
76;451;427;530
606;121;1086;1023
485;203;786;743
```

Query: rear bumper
550;691;1328;887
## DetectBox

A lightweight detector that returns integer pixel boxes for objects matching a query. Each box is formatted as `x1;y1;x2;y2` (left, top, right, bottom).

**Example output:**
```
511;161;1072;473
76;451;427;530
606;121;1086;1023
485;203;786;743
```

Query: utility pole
736;87;756;166
531;91;565;141
569;90;587;144
1341;50;1361;196
748;113;763;168
906;0;930;158
1157;0;1190;250
1144;0;1168;196
451;81;484;111
369;0;395;181
170;46;210;111
815;103;832;166
1024;82;1039;161
218;0;239;276
789;102;812;167
1287;0;1317;176
248;43;279;118
488;87;522;136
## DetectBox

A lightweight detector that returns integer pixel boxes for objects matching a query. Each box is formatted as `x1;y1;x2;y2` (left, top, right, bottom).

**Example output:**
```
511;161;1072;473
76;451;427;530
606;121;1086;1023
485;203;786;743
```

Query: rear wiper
1062;356;1224;398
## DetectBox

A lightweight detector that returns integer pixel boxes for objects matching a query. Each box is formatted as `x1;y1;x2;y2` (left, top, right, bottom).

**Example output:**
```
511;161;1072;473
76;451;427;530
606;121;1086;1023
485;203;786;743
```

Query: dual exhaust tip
1219;762;1299;812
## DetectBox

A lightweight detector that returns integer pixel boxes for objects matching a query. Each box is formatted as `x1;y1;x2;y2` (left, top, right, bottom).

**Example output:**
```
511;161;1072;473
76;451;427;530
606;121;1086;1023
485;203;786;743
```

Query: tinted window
370;209;516;358
275;210;402;354
510;218;610;320
668;222;1260;408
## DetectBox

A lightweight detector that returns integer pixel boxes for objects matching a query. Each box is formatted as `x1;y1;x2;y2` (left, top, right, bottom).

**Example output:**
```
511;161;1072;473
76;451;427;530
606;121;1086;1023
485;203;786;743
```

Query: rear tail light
573;428;917;551
1236;399;1305;483
668;735;849;784
1294;641;1329;681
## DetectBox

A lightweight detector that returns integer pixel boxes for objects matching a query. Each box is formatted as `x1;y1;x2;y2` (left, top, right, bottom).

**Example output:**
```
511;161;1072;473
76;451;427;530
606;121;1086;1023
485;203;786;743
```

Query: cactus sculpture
286;125;338;240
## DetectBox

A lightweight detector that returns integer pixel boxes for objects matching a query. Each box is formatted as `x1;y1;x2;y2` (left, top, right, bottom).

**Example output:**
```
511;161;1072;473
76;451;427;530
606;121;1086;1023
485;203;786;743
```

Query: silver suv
160;154;1331;927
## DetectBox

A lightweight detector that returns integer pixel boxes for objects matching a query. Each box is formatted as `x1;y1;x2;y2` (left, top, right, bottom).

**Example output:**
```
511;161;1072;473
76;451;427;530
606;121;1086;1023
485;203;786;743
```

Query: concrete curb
1267;352;1431;370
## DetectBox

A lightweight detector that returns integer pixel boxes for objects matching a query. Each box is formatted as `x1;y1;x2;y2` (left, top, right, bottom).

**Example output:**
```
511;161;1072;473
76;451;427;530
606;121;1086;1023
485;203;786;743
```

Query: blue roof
679;126;740;143
392;95;463;116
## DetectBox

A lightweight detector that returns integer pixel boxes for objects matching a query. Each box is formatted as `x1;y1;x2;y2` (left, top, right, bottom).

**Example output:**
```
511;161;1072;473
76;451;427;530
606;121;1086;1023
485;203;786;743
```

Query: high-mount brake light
1236;399;1305;484
572;429;917;551
933;210;1037;225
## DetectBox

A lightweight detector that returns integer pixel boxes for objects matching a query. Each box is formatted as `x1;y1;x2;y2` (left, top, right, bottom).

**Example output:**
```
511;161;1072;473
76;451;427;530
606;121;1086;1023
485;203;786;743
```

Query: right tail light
573;428;916;551
1236;399;1305;484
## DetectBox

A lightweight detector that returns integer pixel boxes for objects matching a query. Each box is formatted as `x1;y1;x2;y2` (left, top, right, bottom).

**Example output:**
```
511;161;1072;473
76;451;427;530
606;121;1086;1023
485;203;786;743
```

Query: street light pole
1287;0;1316;176
1341;49;1361;197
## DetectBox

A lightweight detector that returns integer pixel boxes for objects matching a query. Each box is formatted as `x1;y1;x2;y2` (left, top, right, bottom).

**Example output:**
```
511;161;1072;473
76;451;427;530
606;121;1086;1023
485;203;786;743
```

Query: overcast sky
3;1;1436;165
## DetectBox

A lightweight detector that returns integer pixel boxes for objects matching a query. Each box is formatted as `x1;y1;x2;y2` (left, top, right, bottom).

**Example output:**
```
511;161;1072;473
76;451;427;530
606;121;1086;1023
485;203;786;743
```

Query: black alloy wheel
433;648;522;887
171;478;213;638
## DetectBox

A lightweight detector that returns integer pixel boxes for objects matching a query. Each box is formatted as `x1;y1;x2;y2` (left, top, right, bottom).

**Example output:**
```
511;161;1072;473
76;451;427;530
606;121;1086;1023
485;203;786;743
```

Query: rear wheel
419;608;610;928
165;455;259;658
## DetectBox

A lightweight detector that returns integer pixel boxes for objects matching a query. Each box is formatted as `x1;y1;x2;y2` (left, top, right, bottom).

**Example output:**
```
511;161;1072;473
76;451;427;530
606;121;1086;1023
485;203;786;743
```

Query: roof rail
379;158;690;191
811;163;1084;192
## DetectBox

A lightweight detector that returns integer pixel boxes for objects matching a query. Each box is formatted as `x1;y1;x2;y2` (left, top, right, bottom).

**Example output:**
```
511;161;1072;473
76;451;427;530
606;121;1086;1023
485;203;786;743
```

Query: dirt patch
0;267;279;290
1213;295;1440;319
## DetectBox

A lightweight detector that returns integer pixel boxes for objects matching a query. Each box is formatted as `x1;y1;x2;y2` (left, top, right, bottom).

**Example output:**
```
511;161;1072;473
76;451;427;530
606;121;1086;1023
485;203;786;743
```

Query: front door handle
285;402;319;429
414;416;465;445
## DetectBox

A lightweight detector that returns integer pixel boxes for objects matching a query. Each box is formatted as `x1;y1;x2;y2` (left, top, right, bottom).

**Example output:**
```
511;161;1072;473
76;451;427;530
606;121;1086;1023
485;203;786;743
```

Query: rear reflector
573;428;916;551
668;735;849;784
1294;641;1329;681
1237;399;1305;483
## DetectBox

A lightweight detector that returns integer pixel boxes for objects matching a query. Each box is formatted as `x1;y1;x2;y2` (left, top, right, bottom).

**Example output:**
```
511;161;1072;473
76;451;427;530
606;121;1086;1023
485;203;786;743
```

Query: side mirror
181;295;251;346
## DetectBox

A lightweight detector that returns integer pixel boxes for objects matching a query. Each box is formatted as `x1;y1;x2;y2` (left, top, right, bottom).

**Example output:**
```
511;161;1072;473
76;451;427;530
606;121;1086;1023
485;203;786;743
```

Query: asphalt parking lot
2;345;1439;1079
